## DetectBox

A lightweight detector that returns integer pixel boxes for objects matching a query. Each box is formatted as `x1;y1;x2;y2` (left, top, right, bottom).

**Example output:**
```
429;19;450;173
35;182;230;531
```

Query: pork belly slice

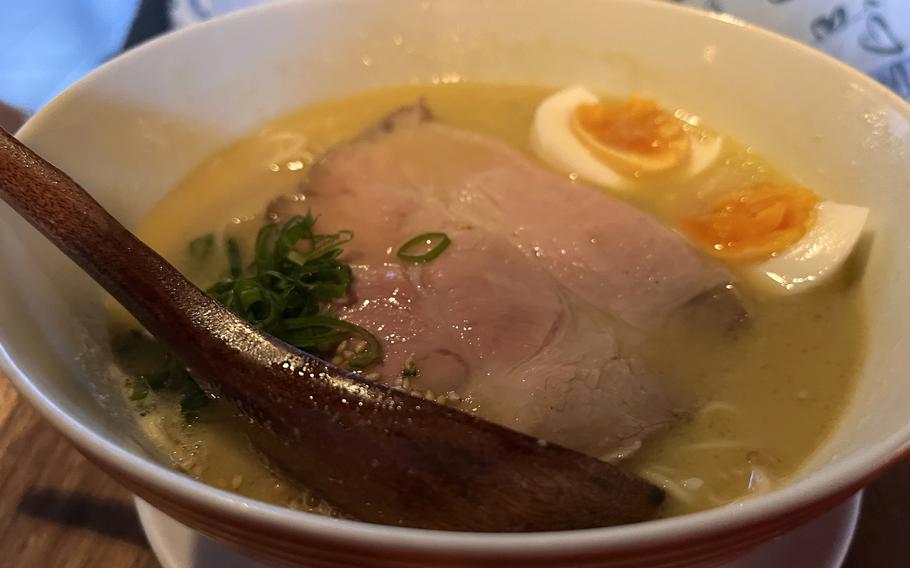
334;229;678;457
269;103;743;457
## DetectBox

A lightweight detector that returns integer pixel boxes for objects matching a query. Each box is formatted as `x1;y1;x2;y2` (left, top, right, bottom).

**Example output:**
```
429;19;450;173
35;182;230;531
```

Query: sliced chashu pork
269;103;743;457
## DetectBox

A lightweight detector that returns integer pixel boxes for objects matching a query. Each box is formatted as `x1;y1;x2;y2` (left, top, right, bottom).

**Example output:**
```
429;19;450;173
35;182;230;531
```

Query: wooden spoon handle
0;127;662;531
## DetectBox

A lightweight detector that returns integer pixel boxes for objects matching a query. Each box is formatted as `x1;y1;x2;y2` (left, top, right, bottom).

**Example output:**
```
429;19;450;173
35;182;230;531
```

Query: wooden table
0;373;906;567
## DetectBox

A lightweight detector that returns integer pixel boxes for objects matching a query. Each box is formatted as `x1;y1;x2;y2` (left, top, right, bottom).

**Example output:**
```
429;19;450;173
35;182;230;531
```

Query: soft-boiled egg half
531;85;723;191
684;184;869;295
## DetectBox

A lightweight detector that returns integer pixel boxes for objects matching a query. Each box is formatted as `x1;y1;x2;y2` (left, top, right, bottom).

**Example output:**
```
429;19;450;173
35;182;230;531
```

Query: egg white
745;201;869;295
530;85;723;192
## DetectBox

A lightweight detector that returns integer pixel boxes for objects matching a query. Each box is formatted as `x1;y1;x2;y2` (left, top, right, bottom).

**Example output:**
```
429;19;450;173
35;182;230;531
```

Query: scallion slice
396;232;451;263
226;238;243;279
128;213;383;423
188;233;215;261
282;315;382;369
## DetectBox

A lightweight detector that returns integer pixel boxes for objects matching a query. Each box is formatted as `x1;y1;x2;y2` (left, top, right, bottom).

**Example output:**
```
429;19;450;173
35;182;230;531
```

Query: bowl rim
5;0;910;554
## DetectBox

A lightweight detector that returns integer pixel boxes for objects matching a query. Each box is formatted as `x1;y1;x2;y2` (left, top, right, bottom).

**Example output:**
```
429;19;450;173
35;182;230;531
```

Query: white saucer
137;492;862;568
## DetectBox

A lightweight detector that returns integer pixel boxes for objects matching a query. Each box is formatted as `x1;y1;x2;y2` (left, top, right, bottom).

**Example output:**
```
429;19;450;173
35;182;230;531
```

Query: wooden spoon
0;127;663;531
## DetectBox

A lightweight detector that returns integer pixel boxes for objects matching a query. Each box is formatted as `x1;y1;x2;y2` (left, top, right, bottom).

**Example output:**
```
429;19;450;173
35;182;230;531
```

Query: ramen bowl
2;0;909;566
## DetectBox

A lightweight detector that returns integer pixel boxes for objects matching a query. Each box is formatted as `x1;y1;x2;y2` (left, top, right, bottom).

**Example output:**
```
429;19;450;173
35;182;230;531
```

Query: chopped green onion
226;238;243;279
276;215;313;262
402;367;418;378
281;315;381;368
397;232;451;264
141;364;173;391
179;385;210;422
254;223;280;274
206;214;381;368
130;354;210;420
129;378;150;401
286;230;354;266
234;279;282;329
129;213;383;423
188;233;215;261
282;315;351;352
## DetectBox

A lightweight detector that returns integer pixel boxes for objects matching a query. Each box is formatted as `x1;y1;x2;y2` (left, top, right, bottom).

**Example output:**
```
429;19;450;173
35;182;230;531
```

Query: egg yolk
685;184;820;261
570;97;690;174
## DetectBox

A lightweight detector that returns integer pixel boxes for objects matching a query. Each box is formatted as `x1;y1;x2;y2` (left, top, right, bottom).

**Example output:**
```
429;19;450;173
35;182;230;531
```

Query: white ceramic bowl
3;1;910;566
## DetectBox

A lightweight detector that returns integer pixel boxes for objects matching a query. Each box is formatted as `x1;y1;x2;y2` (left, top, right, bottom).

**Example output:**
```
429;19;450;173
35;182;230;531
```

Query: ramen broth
112;83;865;518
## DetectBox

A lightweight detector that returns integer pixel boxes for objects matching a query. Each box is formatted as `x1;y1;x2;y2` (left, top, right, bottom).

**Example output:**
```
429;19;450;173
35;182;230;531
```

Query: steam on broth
111;83;866;520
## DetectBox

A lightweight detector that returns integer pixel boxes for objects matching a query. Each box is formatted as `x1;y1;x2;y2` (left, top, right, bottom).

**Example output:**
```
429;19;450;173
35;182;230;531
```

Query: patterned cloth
671;0;910;99
171;0;910;100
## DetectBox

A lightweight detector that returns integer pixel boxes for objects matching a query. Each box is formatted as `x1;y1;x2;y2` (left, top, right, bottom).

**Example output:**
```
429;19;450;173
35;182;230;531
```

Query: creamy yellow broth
113;83;865;518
